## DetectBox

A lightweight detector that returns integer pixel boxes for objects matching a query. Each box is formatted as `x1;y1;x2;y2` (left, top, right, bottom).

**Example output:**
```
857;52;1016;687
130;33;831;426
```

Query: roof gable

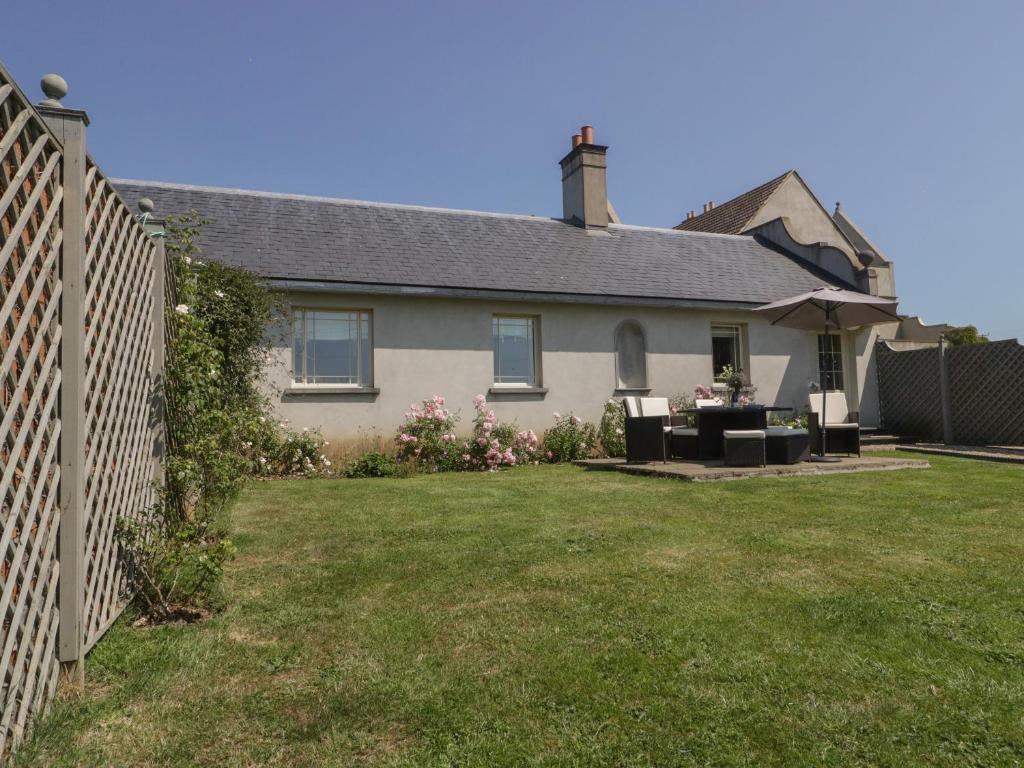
674;171;792;233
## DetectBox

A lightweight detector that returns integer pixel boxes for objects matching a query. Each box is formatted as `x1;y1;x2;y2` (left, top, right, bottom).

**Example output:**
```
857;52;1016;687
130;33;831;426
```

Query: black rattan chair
808;393;860;456
623;397;690;463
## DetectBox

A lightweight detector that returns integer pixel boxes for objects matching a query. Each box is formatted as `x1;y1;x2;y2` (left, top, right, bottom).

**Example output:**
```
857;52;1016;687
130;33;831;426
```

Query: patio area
577;453;930;482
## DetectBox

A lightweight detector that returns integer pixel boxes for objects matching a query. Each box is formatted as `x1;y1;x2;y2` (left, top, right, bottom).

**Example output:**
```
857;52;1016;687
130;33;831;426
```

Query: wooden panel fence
0;61;168;760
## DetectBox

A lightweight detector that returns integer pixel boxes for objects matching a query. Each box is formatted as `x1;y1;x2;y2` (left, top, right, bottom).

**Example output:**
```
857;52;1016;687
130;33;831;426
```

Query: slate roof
114;179;843;307
674;171;791;233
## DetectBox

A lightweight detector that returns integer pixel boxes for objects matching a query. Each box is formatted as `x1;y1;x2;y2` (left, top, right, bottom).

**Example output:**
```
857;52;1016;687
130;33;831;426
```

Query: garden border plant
119;211;334;623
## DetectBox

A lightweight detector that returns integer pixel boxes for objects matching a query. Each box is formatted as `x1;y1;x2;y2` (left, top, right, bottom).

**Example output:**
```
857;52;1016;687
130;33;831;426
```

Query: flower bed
392;394;541;472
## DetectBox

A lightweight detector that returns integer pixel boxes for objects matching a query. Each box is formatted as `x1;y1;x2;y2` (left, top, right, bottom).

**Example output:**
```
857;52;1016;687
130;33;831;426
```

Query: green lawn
17;456;1024;767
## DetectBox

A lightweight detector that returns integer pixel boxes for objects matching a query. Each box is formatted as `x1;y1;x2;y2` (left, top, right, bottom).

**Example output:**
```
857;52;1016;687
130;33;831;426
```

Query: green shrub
669;393;696;416
543;413;597;463
162;211;284;523
945;325;989;345
345;451;400;478
769;410;808;429
598;399;626;457
117;510;236;621
273;427;333;476
121;211;284;621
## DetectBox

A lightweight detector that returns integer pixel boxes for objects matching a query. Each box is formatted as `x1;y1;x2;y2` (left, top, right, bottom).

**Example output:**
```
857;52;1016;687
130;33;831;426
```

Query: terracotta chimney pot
581;125;594;144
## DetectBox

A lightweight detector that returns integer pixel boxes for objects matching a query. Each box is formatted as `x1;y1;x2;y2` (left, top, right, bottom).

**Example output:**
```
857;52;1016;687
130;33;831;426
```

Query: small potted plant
720;365;746;406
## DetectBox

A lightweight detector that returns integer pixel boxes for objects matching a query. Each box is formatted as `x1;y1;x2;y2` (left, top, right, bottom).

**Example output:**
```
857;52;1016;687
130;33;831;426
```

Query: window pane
493;317;536;384
292;313;304;381
293;310;371;385
359;313;371;386
818;334;844;391
711;326;740;381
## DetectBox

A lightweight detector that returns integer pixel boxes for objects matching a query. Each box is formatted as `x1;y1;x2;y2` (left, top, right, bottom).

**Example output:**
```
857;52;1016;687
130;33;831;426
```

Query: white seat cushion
671;427;698;436
695;398;722;408
823;422;859;430
723;429;765;439
623;397;640;418
808;391;851;425
765;426;809;436
639;397;670;417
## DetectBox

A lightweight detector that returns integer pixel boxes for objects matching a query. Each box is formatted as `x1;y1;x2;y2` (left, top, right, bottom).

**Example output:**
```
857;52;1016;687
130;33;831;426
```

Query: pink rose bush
464;394;539;470
394;394;539;472
694;384;715;400
395;395;463;472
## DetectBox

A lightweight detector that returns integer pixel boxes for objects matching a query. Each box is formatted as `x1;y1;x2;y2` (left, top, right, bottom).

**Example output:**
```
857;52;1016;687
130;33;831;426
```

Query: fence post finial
39;73;68;107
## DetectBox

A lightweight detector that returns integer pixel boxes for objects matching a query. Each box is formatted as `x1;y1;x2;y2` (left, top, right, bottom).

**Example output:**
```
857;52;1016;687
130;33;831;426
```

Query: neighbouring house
115;127;935;442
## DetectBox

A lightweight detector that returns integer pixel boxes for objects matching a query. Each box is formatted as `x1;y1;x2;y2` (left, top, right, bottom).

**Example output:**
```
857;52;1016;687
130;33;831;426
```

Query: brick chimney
559;124;608;229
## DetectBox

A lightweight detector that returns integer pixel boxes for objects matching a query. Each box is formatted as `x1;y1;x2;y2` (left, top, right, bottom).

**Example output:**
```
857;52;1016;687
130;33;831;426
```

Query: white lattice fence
80;162;158;650
0;67;63;758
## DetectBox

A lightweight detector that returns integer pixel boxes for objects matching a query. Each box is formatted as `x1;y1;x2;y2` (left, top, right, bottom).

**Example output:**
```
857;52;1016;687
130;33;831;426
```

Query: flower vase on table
720;364;746;408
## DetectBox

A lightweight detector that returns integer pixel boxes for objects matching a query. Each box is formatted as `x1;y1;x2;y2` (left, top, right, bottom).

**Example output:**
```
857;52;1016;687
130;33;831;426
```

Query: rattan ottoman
723;429;766;467
764;427;811;465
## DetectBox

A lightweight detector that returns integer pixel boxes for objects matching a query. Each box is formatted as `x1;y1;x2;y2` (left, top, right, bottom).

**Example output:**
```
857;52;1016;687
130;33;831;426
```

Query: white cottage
116;127;923;443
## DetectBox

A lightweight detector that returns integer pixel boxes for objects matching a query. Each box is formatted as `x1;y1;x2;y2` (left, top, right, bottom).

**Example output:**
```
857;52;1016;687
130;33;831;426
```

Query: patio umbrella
754;286;900;461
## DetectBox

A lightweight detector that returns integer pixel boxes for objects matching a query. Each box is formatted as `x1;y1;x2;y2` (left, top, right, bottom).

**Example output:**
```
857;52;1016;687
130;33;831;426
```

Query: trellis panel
876;341;943;440
80;161;159;650
947;340;1024;446
0;65;63;758
0;60;170;761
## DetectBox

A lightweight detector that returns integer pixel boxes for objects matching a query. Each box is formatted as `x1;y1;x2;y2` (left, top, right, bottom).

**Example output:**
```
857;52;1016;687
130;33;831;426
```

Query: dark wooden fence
877;339;1024;446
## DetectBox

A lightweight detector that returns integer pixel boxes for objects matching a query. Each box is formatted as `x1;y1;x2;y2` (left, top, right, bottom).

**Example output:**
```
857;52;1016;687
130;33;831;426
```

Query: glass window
711;325;742;382
818;333;844;391
615;321;647;389
292;309;372;385
493;316;537;385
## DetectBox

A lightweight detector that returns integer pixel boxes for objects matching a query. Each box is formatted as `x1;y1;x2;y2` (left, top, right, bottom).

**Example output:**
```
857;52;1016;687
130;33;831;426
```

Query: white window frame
492;314;541;387
817;332;845;392
291;307;373;387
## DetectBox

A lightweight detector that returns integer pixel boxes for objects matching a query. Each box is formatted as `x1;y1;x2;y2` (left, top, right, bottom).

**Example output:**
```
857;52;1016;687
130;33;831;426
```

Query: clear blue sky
7;1;1022;339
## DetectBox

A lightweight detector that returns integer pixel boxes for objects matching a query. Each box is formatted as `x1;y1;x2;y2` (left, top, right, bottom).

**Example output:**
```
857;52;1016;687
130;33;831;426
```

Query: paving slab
576;455;930;482
897;444;1024;464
